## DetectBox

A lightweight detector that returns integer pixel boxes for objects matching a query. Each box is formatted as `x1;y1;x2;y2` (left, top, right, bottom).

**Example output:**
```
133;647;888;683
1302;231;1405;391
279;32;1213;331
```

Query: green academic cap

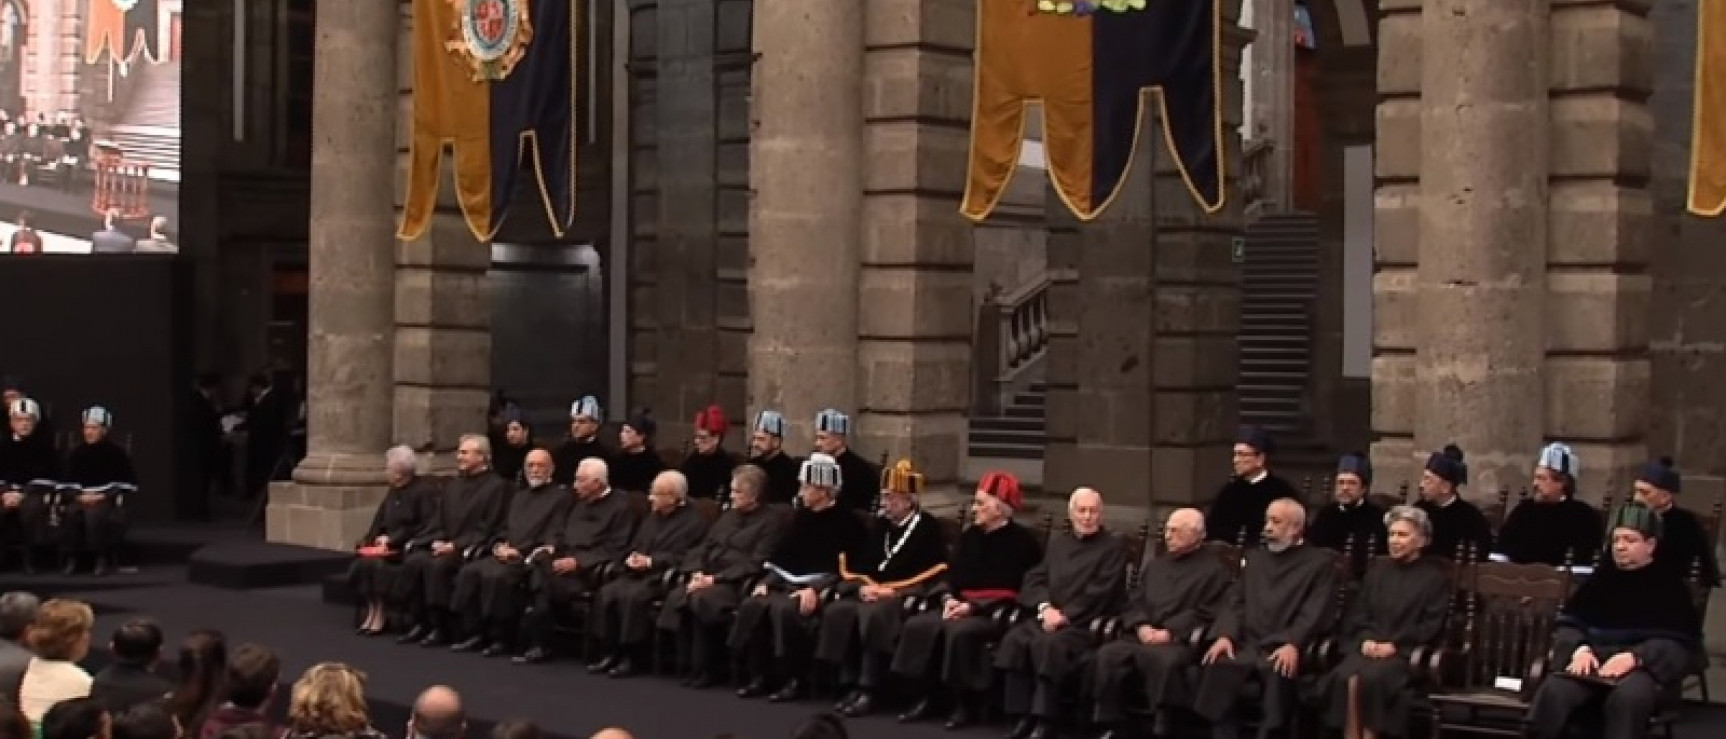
1611;502;1663;540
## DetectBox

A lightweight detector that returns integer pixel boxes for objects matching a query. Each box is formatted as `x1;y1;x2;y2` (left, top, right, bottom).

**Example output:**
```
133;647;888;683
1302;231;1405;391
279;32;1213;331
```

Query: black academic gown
550;436;609;486
891;519;1044;692
832;448;880;512
814;509;949;688
680;449;736;500
451;482;573;639
530;490;640;607
395;471;509;616
0;430;58;548
1194;544;1338;730
492;440;530;484
1092;544;1234;722
1650;505;1719;587
1417;496;1495;561
346;477;438;599
1497;498;1604;566
1207;473;1300;546
61;438;138;554
994;528;1128;718
1316;555;1452;735
729;503;868;680
658;502;787;677
1527;561;1702;739
1309;499;1388;573
750;451;802;505
592;501;710;648
609;448;665;493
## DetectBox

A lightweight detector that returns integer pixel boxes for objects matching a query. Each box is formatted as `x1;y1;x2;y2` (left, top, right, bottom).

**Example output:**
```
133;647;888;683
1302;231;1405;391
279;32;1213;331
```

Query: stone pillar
265;0;399;550
1249;0;1293;208
747;0;863;450
853;0;974;497
1372;0;1547;494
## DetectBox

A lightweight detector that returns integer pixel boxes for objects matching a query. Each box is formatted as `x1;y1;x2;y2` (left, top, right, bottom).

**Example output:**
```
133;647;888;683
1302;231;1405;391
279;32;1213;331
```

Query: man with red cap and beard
892;471;1044;729
679;405;736;500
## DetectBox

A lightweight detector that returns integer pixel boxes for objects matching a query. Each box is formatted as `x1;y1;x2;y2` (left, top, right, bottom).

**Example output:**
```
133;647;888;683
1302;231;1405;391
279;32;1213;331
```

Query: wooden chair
1425;559;1572;737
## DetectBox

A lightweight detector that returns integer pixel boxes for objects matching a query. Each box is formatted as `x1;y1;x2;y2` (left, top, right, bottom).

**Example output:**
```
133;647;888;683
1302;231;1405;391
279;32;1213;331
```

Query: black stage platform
2;527;1721;739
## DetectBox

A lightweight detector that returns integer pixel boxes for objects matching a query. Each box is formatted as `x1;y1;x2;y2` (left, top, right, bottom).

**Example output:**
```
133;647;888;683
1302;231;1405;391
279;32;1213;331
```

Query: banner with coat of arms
86;0;163;64
1691;0;1726;217
961;0;1226;223
397;0;578;241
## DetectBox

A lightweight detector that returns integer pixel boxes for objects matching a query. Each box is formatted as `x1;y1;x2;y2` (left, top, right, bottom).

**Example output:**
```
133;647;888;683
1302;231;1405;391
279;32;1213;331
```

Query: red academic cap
977;471;1023;512
693;405;727;435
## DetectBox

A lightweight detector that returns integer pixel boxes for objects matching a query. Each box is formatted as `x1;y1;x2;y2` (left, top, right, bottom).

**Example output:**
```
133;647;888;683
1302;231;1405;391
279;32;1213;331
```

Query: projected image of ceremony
0;0;179;255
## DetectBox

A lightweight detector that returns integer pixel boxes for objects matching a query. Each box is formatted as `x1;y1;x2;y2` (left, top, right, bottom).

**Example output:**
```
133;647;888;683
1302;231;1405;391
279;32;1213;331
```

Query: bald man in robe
449;449;574;656
995;488;1128;739
1090;508;1233;739
1195;498;1339;739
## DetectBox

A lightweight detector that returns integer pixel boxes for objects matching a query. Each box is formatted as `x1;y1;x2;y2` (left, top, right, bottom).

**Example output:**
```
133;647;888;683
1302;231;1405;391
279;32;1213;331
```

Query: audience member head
728;465;765;511
224;643;281;711
41;698;108;739
407;686;464;739
110;703;175;739
0;592;39;643
1067;487;1103;536
523;449;553;488
167;629;227;733
1163;508;1206;554
487;722;539;739
973;472;1021;528
788;712;849;739
0;697;29;739
385;446;419;487
1261;498;1308;552
1384;505;1432;560
574;458;609;498
288;663;370;735
588;731;633;739
648;471;687;514
109;619;164;668
29;599;94;662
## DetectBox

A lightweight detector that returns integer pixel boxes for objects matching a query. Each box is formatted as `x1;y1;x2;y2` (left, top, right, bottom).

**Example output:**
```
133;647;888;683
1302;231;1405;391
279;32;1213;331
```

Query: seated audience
111;703;177;739
1527;503;1703;739
198;644;281;739
89;619;172;711
165;630;226;738
19;599;94;725
284;664;385;739
0;592;39;702
40;698;107;739
407;686;463;739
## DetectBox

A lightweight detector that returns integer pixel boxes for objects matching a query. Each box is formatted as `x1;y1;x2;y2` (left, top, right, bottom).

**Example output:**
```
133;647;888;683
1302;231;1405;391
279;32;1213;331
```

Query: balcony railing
972;276;1050;416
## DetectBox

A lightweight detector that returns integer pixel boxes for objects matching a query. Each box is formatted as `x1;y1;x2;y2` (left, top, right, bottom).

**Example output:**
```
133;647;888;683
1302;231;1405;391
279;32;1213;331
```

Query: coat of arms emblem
446;0;534;82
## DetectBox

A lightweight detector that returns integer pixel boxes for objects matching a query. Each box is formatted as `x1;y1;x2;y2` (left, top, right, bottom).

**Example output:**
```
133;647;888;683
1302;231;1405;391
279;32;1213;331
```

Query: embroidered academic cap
82;406;112;427
1611;502;1664;540
816;409;851;436
1234;425;1274;455
1336;453;1372;486
754;410;786;438
625;409;657;438
1538;442;1578;479
978;471;1023;512
694;405;727;435
881;460;925;497
1639;457;1682;494
7;398;38;419
1425;444;1468;487
799;452;843;489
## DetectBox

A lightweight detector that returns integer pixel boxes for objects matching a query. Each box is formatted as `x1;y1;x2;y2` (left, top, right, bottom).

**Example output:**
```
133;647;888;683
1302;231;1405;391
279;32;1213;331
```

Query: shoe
606;657;636;678
586;653;620;674
839;691;873;717
767;679;804;703
480;643;511;658
944;704;975;731
450;636;486;653
418;630;448;648
397;626;429;644
834;689;861;713
898;697;937;723
92;557;110;577
1026;725;1051;739
687;671;719;689
736;677;772;699
513;647;551;665
1005;717;1037;739
1095;730;1119;739
60;558;75;577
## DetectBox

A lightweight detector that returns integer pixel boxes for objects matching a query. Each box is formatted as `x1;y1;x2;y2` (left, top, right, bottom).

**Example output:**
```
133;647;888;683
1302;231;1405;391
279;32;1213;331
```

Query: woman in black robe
347;446;436;635
1316;504;1452;739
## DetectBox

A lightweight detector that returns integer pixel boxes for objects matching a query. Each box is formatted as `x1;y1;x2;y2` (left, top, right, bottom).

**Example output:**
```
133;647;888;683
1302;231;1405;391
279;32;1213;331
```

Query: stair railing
972;276;1050;416
1241;137;1276;219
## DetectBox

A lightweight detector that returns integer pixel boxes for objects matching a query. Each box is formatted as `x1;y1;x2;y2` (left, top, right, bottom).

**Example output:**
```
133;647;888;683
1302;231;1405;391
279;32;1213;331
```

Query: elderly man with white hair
586;469;710;676
515;456;639;664
348;445;438;636
395;434;511;647
450;448;572;656
995;487;1128;739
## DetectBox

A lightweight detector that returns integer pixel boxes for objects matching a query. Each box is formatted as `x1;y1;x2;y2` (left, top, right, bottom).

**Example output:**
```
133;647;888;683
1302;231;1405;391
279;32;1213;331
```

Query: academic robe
1206;473;1300;546
492;439;530;484
394;471;509;614
891;519;1044;691
1092;544;1234;722
658;502;786;679
1497;498;1604;567
531;490;640;604
994;528;1128;718
551;436;609;486
450;482;573;639
0;431;57;548
749;451;802;505
60;439;139;555
1526;561;1702;739
592;501;710;647
1650;505;1720;587
729;503;868;680
1193;544;1338;730
346;477;439;599
1309;499;1388;573
609;448;665;493
1416;496;1495;561
814;508;950;687
1315;555;1451;735
679;448;736;500
832;448;880;513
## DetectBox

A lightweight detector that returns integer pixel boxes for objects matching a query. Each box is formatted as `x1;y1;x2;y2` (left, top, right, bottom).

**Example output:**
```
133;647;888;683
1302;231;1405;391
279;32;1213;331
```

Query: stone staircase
102;60;180;181
1238;211;1323;451
967;382;1047;460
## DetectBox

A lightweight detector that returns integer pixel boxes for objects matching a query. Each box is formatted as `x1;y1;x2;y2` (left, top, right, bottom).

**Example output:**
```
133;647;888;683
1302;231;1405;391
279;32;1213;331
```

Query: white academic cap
799;452;843;489
7;398;37;419
753;410;785;437
83;406;112;427
815;409;850;436
1538;442;1578;479
569;395;603;422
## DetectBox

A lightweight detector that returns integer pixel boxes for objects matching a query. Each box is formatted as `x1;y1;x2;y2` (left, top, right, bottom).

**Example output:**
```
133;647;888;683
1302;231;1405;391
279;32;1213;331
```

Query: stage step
187;541;351;590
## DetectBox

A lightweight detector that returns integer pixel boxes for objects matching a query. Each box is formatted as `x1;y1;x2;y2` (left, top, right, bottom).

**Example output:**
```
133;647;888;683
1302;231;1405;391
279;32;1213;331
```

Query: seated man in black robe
894;470;1043;730
1315;505;1451;739
517;456;640;663
811;409;879;513
657;464;786;688
1527;503;1703;739
609;411;665;493
395;434;509;647
1413;444;1493;561
731;453;868;702
679;405;736;500
1091;508;1232;739
1632;457;1720;587
586;469;709;676
1497;442;1603;566
996;487;1128;739
550;395;609;486
450;449;572;655
346;445;437;635
60;406;138;576
747;410;801;505
0;397;58;573
820;460;949;717
1207;426;1299;547
1195;498;1338;739
1308;454;1387;572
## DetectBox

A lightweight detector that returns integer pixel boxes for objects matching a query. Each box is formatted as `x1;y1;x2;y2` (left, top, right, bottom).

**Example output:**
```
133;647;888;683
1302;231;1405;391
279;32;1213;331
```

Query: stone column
854;0;975;499
1372;0;1547;494
747;0;863;450
1249;0;1293;209
265;0;399;550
